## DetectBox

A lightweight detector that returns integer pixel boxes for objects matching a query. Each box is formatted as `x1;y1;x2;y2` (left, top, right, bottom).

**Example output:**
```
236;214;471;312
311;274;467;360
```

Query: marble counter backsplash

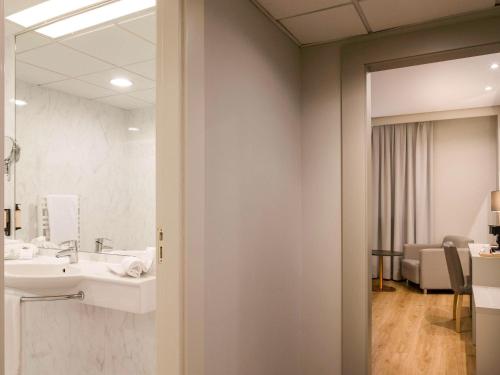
21;301;155;375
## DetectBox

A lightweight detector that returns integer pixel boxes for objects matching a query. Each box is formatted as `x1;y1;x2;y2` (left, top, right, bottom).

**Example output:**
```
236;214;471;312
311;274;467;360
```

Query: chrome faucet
95;237;113;253
56;240;79;263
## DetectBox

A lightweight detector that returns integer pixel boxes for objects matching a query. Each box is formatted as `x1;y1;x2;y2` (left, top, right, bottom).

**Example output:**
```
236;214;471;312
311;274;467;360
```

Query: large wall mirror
10;8;156;253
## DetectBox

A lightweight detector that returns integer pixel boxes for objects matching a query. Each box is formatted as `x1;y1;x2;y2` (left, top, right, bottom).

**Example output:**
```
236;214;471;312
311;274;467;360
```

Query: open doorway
369;53;500;373
1;1;189;374
340;14;500;374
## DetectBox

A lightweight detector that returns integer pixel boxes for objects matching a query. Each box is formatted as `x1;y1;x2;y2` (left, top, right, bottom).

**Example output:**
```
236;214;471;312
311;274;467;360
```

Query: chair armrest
403;243;441;260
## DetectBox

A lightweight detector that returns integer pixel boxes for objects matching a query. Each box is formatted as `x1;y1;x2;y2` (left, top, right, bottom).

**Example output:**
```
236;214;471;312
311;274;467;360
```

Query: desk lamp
490;190;500;250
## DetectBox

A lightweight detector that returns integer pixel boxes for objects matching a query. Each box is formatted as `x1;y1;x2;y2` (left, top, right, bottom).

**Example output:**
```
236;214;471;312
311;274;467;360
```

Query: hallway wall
204;0;303;374
301;44;342;375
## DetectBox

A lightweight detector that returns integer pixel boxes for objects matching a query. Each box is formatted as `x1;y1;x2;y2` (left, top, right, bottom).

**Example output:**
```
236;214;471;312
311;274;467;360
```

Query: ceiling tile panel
44;79;115;99
128;88;155;104
15;32;52;53
282;4;367;45
118;13;156;43
123;60;155;80
360;0;495;32
61;25;155;66
97;94;150;110
16;61;67;85
371;52;500;117
79;68;155;93
256;0;350;19
17;43;112;77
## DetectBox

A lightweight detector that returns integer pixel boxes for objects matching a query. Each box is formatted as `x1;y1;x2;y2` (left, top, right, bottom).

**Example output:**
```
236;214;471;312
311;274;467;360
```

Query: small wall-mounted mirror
4;136;20;181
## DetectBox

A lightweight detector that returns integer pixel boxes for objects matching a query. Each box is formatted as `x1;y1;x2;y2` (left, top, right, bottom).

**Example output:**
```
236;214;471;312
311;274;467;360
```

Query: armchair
402;235;473;293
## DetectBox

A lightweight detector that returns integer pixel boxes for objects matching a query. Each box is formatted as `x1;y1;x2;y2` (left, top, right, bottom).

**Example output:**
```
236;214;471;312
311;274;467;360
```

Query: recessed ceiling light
6;0;103;28
110;78;133;88
491;63;499;70
128;127;140;132
485;86;493;91
35;0;156;38
14;99;27;107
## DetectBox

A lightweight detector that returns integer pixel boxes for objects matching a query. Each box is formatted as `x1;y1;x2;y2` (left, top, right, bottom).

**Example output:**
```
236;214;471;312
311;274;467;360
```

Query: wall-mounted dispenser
4;208;11;236
15;204;21;231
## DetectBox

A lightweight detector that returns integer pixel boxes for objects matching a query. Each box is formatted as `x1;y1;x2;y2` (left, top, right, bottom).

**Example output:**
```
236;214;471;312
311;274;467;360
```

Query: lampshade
492;191;500;211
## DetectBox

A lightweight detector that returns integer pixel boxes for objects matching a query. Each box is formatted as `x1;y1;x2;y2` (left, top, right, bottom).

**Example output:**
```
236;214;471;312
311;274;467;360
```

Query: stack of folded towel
30;236;59;249
107;247;155;278
5;239;39;260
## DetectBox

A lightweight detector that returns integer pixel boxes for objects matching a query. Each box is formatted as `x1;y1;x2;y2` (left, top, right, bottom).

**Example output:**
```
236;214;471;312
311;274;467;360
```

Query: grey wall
433;116;497;243
205;0;303;374
200;4;500;375
301;44;342;375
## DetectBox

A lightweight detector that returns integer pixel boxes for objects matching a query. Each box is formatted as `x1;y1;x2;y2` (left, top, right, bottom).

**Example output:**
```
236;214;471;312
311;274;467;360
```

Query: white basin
5;257;156;313
5;263;83;290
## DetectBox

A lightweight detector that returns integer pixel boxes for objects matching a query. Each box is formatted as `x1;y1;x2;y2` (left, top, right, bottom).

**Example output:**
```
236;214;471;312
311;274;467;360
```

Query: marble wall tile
104;310;156;375
21;301;155;375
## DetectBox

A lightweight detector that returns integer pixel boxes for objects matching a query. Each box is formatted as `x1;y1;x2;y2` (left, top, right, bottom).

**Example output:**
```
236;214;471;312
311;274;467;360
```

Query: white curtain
372;122;433;280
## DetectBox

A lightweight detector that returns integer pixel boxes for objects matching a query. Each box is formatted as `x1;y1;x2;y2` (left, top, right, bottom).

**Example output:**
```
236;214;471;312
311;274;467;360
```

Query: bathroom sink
4;257;156;313
5;263;83;291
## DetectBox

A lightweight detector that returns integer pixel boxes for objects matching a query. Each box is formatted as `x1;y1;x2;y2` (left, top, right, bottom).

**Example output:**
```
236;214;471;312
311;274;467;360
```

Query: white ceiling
6;1;156;110
371;52;500;118
254;0;496;45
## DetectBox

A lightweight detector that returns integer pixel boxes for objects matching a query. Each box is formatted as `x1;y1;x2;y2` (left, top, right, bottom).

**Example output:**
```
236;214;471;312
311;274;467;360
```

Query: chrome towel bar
20;291;84;303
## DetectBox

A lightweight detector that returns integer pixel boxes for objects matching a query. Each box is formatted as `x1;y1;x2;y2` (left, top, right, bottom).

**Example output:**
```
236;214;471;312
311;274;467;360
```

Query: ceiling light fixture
6;0;103;28
35;0;156;38
110;78;133;88
128;127;140;132
491;63;499;70
485;86;493;91
14;99;27;107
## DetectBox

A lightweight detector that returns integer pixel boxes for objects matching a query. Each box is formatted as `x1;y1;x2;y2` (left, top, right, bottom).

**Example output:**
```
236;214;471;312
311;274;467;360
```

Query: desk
469;244;500;374
469;244;500;287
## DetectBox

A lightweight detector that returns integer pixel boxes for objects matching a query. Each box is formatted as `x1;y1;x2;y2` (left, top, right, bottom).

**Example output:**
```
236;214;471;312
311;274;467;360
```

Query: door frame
0;0;190;373
341;9;500;374
0;0;5;373
156;0;205;374
156;0;185;373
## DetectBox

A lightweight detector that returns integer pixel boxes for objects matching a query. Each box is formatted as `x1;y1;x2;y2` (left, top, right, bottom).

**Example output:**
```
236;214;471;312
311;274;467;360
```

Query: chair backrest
442;235;473;249
443;241;465;293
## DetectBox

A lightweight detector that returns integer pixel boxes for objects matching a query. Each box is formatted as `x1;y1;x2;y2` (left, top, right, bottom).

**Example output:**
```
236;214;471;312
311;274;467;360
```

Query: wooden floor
372;281;475;375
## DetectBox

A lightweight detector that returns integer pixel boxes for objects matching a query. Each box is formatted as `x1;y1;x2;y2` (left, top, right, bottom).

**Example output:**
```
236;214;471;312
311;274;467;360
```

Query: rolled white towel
5;239;22;245
141;247;155;272
5;242;38;260
108;247;156;275
108;256;149;278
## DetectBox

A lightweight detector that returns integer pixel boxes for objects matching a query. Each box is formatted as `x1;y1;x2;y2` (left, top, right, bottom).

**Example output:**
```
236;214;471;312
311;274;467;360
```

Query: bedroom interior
370;51;500;374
